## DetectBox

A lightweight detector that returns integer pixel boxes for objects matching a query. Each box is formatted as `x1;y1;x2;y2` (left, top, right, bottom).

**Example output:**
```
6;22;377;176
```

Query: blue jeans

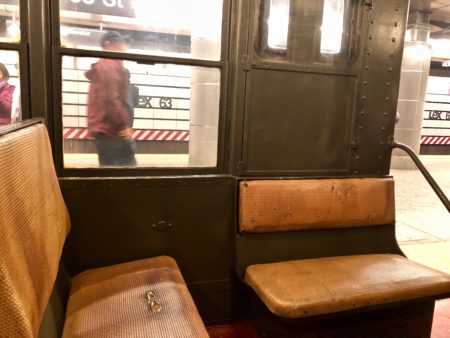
94;136;136;167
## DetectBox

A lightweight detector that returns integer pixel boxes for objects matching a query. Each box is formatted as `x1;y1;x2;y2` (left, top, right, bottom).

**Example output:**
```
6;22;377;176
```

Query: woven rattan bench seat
0;123;209;338
63;256;208;338
245;254;450;319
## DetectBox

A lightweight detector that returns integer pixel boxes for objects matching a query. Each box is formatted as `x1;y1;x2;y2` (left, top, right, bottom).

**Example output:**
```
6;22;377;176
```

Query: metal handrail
0;118;44;137
391;141;450;213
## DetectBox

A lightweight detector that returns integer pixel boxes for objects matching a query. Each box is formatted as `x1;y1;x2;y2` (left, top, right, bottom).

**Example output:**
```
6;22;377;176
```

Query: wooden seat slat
240;179;395;233
245;254;450;319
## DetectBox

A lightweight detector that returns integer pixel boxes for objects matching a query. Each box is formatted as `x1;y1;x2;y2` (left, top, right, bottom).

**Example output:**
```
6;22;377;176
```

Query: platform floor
393;156;450;246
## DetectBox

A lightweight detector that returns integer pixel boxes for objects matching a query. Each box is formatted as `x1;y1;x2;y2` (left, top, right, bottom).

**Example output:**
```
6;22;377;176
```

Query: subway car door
234;0;368;176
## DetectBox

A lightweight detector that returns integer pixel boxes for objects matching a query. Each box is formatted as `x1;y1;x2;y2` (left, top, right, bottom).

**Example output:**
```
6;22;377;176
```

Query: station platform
392;156;450;273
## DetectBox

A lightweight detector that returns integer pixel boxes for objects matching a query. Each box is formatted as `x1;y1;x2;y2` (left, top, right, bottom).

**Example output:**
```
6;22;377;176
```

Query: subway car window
320;0;345;54
258;0;359;64
0;1;20;43
59;0;223;61
58;0;225;170
267;0;290;50
62;55;220;168
0;50;21;127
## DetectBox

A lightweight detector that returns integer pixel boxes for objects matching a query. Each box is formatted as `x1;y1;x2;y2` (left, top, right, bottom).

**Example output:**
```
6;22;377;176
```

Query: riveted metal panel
243;69;357;174
351;0;409;175
61;177;235;281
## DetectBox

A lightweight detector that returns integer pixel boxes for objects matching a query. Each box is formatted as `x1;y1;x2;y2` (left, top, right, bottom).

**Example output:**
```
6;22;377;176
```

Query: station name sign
61;0;135;18
2;0;20;5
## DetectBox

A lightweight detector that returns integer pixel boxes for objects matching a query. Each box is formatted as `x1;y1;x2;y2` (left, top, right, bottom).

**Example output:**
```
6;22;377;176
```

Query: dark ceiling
408;0;450;39
409;1;450;63
410;0;450;26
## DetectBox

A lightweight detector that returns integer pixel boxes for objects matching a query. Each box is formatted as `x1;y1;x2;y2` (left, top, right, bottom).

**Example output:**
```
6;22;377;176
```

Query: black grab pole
391;141;450;213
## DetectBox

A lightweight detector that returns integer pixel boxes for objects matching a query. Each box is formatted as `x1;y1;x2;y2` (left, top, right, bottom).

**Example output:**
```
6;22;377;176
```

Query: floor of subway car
432;299;450;338
206;299;450;338
207;321;258;338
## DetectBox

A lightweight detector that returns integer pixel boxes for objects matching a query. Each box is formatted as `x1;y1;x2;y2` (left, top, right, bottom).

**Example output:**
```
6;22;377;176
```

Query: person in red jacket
86;31;136;166
0;63;16;126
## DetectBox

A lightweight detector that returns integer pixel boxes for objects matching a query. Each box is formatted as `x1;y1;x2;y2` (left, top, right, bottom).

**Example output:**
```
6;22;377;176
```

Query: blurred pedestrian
0;63;16;126
85;31;136;166
11;63;21;123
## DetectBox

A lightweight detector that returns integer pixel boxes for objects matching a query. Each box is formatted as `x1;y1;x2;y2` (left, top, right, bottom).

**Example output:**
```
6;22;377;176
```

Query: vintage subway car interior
1;0;450;337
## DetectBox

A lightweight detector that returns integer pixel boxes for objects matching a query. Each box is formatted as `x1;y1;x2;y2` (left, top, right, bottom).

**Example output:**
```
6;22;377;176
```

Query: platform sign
0;0;19;5
421;77;450;146
427;76;450;95
61;0;135;18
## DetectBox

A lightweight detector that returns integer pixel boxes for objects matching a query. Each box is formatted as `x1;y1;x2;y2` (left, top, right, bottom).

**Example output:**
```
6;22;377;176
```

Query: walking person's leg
116;139;136;166
94;137;115;166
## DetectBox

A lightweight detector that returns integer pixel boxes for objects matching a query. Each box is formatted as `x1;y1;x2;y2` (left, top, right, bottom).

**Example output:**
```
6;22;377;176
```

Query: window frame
51;0;231;177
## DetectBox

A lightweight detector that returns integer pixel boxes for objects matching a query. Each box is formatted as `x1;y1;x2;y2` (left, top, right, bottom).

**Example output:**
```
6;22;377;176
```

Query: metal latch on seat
147;291;162;312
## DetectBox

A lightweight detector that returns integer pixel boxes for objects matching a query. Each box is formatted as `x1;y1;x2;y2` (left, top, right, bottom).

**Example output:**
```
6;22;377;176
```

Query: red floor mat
207;321;258;338
432;299;450;338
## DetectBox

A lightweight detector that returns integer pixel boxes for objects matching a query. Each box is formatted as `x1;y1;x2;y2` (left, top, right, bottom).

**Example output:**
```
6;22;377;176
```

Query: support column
188;0;222;167
392;12;432;169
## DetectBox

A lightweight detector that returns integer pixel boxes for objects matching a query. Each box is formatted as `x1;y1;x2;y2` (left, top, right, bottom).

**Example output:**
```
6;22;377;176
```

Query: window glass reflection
62;54;220;168
0;50;20;127
59;0;223;61
320;0;345;54
0;1;20;43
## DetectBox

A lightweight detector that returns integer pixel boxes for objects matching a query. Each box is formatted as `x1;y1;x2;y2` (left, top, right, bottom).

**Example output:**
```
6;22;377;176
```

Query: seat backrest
0;121;70;338
239;178;395;233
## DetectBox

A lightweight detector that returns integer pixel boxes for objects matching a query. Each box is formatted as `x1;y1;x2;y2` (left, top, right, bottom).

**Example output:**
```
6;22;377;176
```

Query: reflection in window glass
268;0;290;49
62;56;220;168
0;50;20;127
59;0;223;61
321;0;345;54
0;1;20;43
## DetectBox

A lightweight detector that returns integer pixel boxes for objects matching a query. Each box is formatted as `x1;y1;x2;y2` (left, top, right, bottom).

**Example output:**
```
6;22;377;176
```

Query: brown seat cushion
62;256;208;338
245;254;450;319
0;123;70;338
239;178;395;233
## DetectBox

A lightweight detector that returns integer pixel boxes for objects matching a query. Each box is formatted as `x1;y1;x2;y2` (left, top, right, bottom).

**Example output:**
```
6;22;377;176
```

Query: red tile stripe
63;128;189;141
421;136;450;145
